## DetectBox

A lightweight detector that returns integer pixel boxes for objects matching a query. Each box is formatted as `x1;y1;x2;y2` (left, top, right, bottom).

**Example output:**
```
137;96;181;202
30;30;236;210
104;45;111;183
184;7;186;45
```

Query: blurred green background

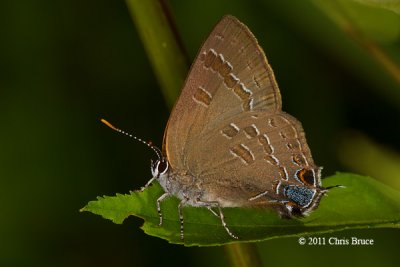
1;0;399;266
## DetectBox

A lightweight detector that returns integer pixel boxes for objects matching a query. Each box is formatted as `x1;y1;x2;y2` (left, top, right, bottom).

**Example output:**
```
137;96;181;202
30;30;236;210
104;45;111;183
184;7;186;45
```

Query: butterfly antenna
100;118;162;160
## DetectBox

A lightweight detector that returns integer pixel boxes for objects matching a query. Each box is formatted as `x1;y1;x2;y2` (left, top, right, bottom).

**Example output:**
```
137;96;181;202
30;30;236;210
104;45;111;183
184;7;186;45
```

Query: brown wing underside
186;112;318;206
164;16;282;171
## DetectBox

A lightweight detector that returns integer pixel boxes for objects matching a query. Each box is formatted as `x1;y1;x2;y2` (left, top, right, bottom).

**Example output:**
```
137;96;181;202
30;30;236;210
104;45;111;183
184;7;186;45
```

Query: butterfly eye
296;169;316;186
150;160;169;178
157;160;169;175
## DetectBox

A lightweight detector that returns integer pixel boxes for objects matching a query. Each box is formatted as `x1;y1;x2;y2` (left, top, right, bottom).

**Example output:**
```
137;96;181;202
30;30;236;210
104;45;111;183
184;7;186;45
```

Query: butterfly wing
187;111;320;206
164;15;281;171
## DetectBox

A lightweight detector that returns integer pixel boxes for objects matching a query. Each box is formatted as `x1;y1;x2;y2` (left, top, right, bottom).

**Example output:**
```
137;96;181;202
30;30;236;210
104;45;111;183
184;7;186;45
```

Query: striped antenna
101;118;162;160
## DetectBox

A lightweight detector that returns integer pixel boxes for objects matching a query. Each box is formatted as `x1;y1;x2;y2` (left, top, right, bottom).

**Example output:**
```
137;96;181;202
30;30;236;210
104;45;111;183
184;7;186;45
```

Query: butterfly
104;15;326;240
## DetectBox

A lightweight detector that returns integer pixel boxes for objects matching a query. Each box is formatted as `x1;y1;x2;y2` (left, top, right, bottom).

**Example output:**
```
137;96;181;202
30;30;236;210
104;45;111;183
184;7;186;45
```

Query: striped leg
216;205;238;239
207;207;219;217
178;199;188;240
156;192;170;226
140;177;156;192
197;200;238;239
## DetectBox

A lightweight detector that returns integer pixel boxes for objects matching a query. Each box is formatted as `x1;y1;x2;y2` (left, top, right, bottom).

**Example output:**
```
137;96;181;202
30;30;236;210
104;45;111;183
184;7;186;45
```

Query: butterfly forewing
164;15;282;170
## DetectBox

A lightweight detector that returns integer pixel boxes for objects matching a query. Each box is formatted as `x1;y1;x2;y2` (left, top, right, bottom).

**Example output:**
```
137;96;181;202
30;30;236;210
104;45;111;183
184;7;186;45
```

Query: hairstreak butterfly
103;15;326;240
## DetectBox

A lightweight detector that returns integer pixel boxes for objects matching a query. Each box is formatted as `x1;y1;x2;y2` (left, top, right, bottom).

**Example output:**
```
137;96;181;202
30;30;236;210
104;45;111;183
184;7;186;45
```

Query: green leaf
81;173;400;246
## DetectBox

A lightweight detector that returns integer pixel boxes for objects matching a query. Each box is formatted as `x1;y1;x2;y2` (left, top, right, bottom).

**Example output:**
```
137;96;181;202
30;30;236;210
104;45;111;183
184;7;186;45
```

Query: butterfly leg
196;200;238;239
140;177;156;192
207;207;219;217
156;192;170;226
215;205;238;239
178;198;188;240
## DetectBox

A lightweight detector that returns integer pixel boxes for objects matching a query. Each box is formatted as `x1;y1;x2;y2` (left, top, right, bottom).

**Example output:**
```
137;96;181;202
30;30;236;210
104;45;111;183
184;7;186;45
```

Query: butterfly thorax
152;159;206;206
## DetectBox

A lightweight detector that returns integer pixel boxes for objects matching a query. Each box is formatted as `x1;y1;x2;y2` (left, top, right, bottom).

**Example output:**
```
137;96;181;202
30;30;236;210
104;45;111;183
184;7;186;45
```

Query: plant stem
125;1;263;266
313;0;400;86
125;0;189;108
224;243;263;267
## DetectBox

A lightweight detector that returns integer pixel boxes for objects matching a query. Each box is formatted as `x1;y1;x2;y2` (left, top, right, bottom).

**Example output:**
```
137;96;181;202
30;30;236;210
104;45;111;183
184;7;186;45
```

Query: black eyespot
291;205;302;217
296;169;315;186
